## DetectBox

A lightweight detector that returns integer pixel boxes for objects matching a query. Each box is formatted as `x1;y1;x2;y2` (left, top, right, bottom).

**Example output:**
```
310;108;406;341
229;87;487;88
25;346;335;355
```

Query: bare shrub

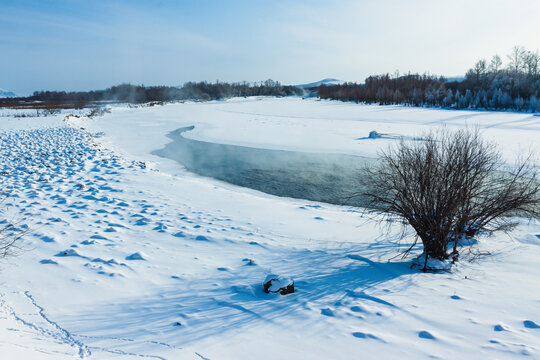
40;108;62;116
361;129;539;270
0;222;22;258
0;197;25;259
87;107;111;118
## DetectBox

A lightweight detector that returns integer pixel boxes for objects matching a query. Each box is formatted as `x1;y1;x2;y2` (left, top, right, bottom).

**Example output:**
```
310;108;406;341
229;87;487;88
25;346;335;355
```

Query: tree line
318;46;540;112
10;79;303;104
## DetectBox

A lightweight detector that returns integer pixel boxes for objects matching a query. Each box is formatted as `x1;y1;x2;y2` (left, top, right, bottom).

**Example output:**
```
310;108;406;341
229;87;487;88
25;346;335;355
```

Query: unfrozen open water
154;126;374;207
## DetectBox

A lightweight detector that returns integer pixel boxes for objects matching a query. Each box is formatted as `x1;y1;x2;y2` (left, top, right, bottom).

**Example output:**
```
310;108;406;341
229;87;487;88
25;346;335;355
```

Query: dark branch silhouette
358;129;539;271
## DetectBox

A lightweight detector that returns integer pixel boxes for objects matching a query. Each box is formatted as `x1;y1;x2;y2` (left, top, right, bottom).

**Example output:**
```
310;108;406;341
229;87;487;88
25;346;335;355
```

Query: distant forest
3;46;540;113
318;46;540;112
4;79;302;105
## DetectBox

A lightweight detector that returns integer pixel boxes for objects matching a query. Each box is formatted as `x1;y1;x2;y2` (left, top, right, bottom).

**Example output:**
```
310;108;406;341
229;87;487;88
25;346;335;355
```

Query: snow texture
0;98;538;359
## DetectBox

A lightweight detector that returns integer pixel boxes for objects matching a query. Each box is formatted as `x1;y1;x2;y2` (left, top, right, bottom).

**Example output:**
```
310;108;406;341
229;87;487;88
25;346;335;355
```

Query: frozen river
154;126;375;207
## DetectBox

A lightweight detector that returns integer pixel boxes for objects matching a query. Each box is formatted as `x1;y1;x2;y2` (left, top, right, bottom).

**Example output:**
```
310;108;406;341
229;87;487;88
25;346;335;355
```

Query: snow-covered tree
489;54;503;73
507;45;526;73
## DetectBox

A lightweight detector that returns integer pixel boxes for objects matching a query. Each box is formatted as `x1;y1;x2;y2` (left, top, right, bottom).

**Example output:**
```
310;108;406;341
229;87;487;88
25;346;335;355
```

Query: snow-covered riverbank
0;98;539;359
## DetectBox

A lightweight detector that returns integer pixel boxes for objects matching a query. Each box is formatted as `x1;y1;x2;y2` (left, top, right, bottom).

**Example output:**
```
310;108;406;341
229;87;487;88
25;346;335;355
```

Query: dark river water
153;126;374;207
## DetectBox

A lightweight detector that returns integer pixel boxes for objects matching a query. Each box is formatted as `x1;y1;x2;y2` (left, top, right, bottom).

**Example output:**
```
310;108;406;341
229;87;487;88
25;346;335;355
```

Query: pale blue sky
1;0;539;94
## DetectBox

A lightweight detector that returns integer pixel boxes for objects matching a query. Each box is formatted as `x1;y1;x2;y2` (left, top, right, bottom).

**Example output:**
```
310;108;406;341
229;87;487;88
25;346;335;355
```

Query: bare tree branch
356;128;539;270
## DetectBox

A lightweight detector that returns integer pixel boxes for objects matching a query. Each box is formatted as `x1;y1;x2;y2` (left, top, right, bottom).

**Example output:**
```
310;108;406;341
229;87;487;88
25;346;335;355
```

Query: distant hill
445;76;465;83
295;78;344;89
0;89;17;98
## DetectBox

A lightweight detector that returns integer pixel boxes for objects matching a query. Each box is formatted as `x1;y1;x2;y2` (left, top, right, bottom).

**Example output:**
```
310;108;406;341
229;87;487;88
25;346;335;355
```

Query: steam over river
154;126;374;207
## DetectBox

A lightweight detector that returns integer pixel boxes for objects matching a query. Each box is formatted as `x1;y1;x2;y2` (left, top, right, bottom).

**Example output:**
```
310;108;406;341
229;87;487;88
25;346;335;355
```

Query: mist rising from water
153;126;375;207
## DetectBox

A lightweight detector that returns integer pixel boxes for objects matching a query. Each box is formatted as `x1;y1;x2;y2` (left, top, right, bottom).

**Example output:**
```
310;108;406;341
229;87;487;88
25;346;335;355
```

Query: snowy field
0;97;539;359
